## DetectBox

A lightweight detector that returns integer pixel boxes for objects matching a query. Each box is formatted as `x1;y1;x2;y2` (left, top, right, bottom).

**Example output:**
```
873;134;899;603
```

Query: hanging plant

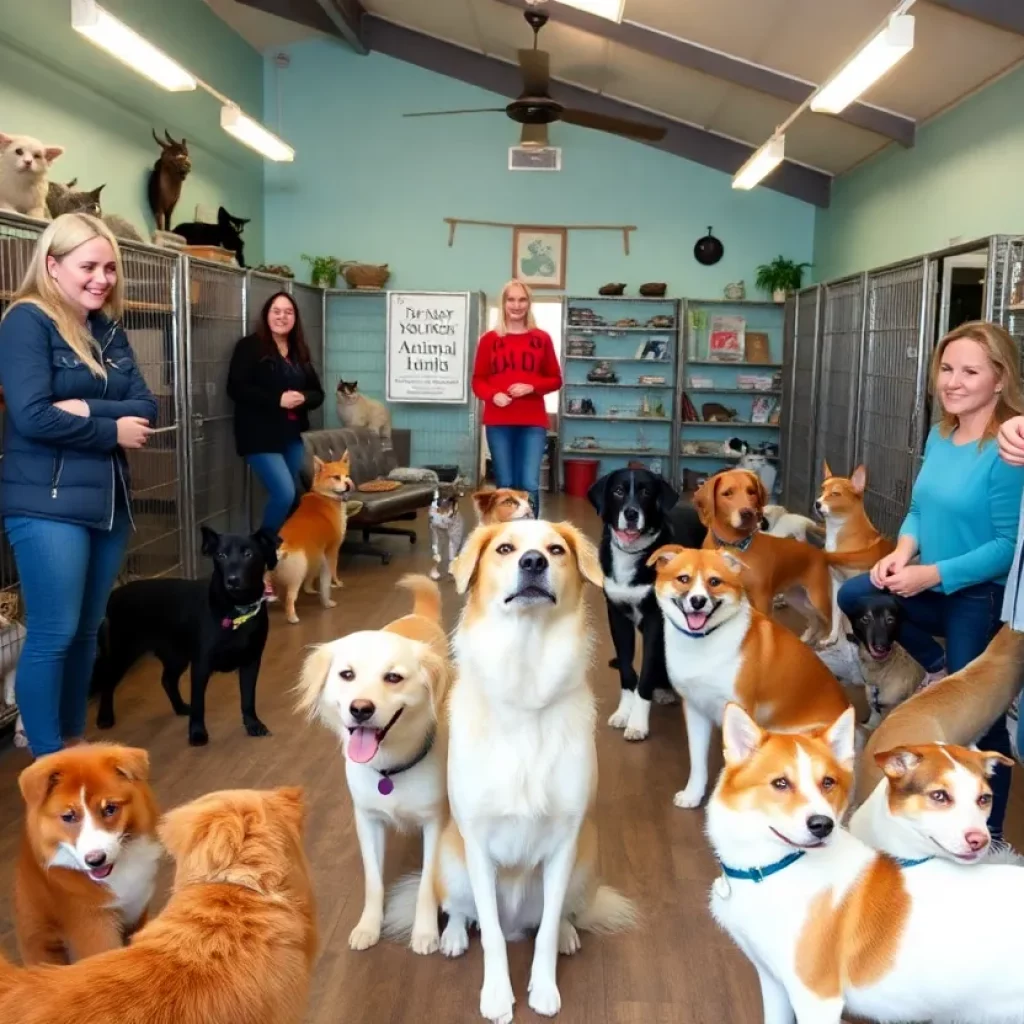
300;254;341;288
755;256;812;300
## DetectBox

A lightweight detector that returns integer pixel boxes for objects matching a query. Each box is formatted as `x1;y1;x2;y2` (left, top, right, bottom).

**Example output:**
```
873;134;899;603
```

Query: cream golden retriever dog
295;574;450;956
405;519;637;1023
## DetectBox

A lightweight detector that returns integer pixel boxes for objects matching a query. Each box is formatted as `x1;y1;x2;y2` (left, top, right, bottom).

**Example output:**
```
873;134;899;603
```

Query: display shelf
680;299;785;492
560;295;681;486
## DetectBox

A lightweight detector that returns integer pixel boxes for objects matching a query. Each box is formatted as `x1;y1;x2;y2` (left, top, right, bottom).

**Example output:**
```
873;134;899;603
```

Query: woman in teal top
839;320;1024;839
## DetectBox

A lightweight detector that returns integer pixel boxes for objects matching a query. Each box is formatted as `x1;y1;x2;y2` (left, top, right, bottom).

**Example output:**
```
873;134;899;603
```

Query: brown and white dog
695;468;863;645
850;741;1014;864
857;623;1024;801
14;743;161;965
297;574;451;956
648;545;851;809
406;519;635;1024
271;452;359;624
706;705;1024;1024
471;487;534;524
0;786;317;1024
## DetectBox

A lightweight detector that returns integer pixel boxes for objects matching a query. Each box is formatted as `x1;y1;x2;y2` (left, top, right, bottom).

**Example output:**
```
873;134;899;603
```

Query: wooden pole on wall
444;218;636;255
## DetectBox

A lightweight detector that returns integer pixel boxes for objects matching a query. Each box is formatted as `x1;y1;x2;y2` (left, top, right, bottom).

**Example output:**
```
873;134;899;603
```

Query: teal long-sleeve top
899;425;1024;594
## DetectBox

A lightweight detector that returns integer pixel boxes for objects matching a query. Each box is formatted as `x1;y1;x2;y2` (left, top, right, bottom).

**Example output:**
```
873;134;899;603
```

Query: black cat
173;206;251;267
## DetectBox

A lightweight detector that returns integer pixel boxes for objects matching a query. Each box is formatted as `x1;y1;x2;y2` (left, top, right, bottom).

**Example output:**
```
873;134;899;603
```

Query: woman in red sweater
472;280;562;516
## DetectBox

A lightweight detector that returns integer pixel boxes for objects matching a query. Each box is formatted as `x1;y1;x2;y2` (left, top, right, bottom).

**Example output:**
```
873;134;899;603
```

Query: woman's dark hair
257;291;311;365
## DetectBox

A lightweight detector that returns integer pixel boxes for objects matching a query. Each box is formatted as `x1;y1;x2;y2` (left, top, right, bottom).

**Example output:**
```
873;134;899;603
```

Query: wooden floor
0;493;1022;1023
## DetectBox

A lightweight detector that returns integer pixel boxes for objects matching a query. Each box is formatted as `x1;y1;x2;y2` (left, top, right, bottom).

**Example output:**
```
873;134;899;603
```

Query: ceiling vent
509;146;562;171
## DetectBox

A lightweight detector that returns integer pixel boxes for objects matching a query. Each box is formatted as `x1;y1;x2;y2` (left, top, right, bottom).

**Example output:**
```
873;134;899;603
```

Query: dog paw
652;688;679;706
172;703;191;717
608;709;630;729
558;920;581;956
188;725;209;747
348;920;381;951
245;718;271;737
528;976;561;1018
411;925;440;956
287;614;300;625
673;787;704;809
624;725;649;742
480;975;515;1024
323;599;337;609
440;920;469;958
429;569;441;581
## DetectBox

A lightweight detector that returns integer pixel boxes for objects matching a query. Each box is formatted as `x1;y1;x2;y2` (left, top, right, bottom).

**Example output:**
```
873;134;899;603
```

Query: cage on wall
814;275;866;482
324;290;484;484
781;287;820;515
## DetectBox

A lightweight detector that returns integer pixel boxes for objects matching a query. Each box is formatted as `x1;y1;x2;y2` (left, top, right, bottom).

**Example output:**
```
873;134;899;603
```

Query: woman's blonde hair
931;320;1024;441
3;213;124;377
495;279;537;336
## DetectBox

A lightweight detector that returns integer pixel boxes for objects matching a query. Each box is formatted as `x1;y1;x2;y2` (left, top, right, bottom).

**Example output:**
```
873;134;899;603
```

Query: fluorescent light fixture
220;105;295;162
71;0;197;92
811;14;915;114
732;135;785;191
551;0;626;24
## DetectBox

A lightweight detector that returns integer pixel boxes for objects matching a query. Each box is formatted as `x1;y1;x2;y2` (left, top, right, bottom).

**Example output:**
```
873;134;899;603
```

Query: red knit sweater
471;328;562;427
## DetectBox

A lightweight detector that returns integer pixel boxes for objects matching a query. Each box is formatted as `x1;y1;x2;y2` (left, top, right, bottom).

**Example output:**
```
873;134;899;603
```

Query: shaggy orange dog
15;743;161;965
272;452;359;624
0;787;317;1024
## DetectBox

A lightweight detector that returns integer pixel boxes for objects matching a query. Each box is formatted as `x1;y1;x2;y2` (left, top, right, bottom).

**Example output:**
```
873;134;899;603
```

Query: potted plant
755;256;812;302
300;254;341;288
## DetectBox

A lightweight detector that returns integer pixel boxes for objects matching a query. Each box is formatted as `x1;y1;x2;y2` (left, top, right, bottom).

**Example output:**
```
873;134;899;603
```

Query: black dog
93;526;279;746
588;468;707;741
846;590;902;660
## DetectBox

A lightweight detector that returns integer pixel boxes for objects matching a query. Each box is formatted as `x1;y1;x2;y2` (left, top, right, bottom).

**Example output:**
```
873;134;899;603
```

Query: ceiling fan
402;8;667;148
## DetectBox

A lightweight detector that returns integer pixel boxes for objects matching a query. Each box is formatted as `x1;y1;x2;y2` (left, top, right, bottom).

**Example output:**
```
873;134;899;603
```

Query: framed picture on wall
512;226;567;290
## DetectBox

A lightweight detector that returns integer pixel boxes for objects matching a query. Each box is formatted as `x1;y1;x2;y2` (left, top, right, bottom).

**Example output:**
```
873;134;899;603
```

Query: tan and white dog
423;518;636;1023
295;574;450;955
472;488;534;524
850;742;1014;865
648;545;850;810
707;704;1024;1024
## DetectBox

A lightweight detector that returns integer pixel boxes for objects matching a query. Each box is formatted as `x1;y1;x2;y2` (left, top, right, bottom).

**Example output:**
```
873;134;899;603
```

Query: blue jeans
5;509;131;757
246;439;305;533
838;573;1012;836
486;425;547;516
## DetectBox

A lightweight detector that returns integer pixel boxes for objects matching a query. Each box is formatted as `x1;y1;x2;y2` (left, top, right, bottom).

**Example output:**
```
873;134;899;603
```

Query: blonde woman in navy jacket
0;214;156;758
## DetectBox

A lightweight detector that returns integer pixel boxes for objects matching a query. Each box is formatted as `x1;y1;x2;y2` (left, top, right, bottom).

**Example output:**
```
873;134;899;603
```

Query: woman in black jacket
226;291;324;558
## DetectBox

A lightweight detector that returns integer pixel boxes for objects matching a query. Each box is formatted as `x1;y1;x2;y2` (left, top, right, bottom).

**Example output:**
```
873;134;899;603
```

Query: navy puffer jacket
0;302;158;529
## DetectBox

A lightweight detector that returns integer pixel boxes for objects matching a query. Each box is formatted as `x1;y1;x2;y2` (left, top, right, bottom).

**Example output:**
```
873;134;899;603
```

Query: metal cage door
783;286;821;513
814;275;866;481
857;260;929;538
184;260;249;573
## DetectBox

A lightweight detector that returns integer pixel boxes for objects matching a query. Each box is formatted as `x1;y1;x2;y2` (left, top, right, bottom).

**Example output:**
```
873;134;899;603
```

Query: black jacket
226;333;324;456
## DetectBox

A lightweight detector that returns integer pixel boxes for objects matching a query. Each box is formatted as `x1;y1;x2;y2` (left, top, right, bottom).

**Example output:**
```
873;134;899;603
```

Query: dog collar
869;686;883;715
376;727;436;796
711;530;754;552
893;855;934;869
222;598;265;631
718;850;805;883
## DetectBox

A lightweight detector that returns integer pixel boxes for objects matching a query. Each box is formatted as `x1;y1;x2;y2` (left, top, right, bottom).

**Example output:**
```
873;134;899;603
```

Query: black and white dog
588;468;706;741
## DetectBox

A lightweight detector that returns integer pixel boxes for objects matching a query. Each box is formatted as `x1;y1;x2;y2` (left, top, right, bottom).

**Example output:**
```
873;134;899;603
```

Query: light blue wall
264;39;815;471
0;0;266;260
814;62;1024;282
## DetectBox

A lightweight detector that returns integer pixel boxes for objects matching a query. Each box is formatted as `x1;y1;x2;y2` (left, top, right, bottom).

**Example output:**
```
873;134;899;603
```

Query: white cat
336;379;393;447
0;133;64;219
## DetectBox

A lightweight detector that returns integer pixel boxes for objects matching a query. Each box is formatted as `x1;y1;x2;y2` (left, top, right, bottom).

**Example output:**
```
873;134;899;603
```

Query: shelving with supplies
559;296;681;484
679;299;784;493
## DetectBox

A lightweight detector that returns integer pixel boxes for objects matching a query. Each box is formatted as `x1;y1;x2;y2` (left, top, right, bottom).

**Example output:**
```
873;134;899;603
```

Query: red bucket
563;458;599;499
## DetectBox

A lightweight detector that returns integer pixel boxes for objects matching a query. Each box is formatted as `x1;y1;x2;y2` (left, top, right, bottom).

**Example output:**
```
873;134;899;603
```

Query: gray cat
46;179;145;242
336;379;393;446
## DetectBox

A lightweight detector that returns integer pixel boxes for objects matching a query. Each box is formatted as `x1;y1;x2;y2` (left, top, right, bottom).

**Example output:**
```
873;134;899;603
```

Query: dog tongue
685;611;709;631
90;864;114;881
616;529;641;543
348;728;380;764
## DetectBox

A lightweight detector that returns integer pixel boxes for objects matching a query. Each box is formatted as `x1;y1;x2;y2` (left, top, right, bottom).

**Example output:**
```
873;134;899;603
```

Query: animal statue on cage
173;206;251;267
147;129;191;233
